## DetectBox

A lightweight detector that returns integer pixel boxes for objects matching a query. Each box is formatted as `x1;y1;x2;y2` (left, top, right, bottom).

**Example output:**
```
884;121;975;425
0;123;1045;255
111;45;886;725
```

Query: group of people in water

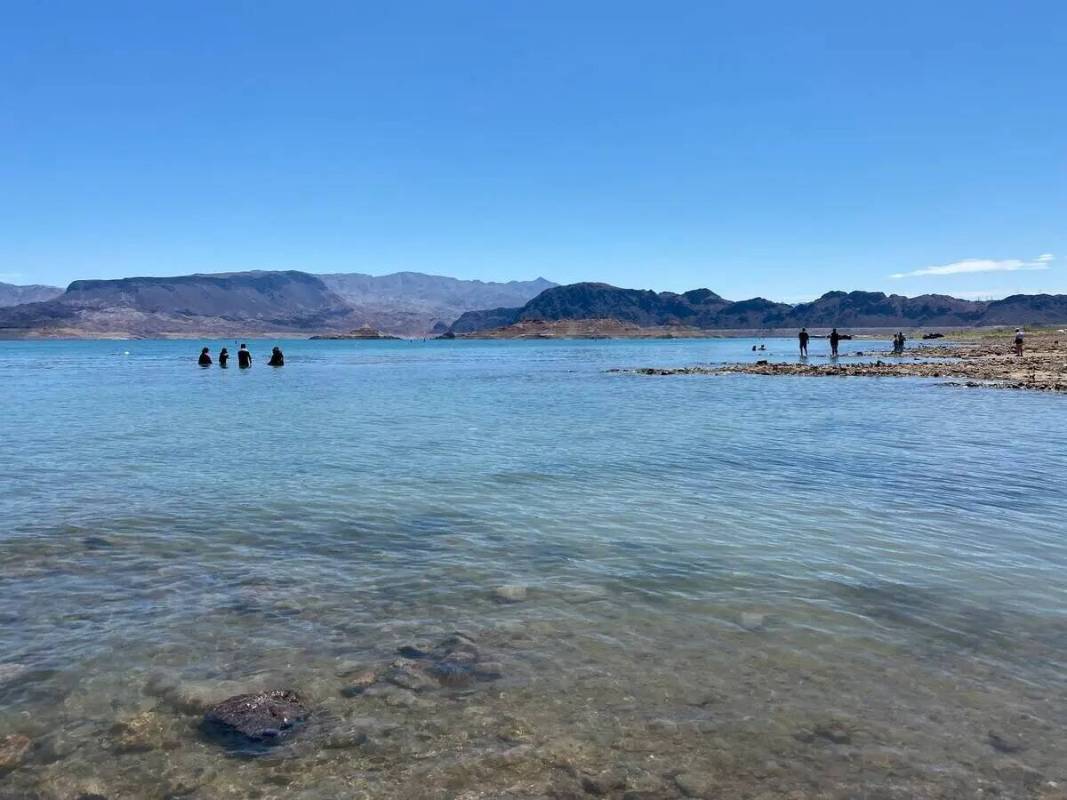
797;327;846;357
795;327;904;357
198;343;284;368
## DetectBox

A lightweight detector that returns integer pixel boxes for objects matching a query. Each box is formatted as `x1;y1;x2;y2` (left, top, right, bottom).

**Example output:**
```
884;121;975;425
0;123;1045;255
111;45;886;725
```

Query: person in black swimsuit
829;328;841;357
799;328;810;357
268;346;285;367
237;344;252;369
219;347;230;367
198;347;212;366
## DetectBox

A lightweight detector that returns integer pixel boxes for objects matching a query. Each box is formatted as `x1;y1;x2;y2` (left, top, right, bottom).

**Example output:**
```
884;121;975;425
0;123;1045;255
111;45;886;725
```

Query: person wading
829;328;841;357
268;346;285;367
219;347;230;367
799;327;810;357
198;347;212;366
237;343;253;369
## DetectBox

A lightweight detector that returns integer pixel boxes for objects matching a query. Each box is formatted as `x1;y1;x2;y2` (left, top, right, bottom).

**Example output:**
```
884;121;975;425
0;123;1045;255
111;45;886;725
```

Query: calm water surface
2;338;1066;799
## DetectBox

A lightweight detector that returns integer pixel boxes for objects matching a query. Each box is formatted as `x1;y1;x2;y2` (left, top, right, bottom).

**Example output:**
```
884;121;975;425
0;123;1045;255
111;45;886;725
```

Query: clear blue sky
2;1;1065;301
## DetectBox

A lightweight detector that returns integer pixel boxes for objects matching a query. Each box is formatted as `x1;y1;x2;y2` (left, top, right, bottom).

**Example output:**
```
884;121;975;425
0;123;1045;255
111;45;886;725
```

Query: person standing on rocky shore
799;327;810;357
1014;328;1025;355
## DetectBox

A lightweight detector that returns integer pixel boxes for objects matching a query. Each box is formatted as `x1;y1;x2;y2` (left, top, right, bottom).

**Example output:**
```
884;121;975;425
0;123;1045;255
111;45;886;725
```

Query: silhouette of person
198;347;212;367
799;327;809;357
237;343;253;369
830;328;841;357
268;346;285;367
219;347;230;368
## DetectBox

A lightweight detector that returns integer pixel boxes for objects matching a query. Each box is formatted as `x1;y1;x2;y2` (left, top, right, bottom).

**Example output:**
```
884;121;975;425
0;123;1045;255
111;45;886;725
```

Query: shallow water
2;338;1066;799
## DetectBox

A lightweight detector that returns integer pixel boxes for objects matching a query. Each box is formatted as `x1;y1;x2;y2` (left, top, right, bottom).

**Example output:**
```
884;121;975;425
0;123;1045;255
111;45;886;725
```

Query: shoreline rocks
615;336;1067;393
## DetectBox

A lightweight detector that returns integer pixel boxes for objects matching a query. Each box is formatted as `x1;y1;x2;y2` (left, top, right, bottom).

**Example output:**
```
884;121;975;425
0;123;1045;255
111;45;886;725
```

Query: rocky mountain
0;270;557;338
0;271;360;337
449;283;1067;334
0;281;63;307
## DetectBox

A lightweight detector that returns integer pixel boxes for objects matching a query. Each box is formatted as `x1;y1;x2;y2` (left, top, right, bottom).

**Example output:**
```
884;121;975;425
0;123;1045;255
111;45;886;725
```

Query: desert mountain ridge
0;270;556;338
449;282;1067;334
1;272;1065;339
0;281;64;307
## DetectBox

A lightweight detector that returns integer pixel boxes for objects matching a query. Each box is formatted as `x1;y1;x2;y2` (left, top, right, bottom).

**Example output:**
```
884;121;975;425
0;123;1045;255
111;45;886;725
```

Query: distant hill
0;271;359;337
0;281;63;307
0;270;556;338
317;272;555;335
449;283;1067;334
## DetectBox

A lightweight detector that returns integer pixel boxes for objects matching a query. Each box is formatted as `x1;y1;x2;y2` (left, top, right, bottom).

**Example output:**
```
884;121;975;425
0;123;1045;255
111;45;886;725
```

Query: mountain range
449;282;1067;334
1;271;1065;339
0;271;555;338
0;281;63;307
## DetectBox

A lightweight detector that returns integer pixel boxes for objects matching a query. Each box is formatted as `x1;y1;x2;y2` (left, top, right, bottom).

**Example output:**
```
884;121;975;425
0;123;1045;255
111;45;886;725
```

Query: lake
2;337;1066;799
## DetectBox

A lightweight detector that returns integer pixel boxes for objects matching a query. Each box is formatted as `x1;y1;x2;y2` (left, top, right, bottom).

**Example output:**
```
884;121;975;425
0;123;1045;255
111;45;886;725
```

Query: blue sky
2;1;1065;301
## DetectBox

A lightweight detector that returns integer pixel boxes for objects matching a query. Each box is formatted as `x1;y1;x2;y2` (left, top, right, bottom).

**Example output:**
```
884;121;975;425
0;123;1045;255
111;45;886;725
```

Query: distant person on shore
898;332;907;353
1014;328;1025;355
198;347;212;367
829;328;841;357
799;327;809;357
219;347;230;368
237;343;253;368
268;346;285;367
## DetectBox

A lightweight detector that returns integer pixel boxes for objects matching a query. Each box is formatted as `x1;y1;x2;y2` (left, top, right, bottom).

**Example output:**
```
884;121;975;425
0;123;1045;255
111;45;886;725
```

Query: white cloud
890;254;1054;279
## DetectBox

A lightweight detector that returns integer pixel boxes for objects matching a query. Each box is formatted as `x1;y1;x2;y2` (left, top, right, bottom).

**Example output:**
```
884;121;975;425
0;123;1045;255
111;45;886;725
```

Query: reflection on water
1;338;1066;799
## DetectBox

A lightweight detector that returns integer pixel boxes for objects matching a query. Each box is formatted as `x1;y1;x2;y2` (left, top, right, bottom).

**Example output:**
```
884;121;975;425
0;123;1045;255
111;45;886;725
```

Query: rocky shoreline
614;332;1067;393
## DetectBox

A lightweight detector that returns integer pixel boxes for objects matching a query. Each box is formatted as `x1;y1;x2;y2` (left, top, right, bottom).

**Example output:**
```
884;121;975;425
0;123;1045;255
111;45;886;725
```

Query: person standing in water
798;327;810;357
829;328;841;357
198;347;212;366
237;343;253;368
218;347;230;368
268;346;285;367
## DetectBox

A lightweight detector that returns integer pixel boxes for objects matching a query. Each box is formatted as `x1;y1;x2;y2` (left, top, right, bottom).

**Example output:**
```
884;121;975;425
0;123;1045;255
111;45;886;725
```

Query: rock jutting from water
201;690;309;748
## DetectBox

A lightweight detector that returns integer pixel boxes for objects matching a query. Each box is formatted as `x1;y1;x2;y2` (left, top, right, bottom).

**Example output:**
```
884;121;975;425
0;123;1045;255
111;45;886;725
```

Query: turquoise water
2;338;1066;799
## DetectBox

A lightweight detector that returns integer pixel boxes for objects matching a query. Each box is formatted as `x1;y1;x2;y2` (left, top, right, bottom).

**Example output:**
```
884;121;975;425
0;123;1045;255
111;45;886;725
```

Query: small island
309;326;400;340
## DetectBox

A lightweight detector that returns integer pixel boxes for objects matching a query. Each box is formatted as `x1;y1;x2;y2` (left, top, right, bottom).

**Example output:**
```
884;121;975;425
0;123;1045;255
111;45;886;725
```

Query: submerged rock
674;771;718;798
492;584;528;604
201;690;308;747
345;633;502;700
989;730;1026;754
0;734;31;773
